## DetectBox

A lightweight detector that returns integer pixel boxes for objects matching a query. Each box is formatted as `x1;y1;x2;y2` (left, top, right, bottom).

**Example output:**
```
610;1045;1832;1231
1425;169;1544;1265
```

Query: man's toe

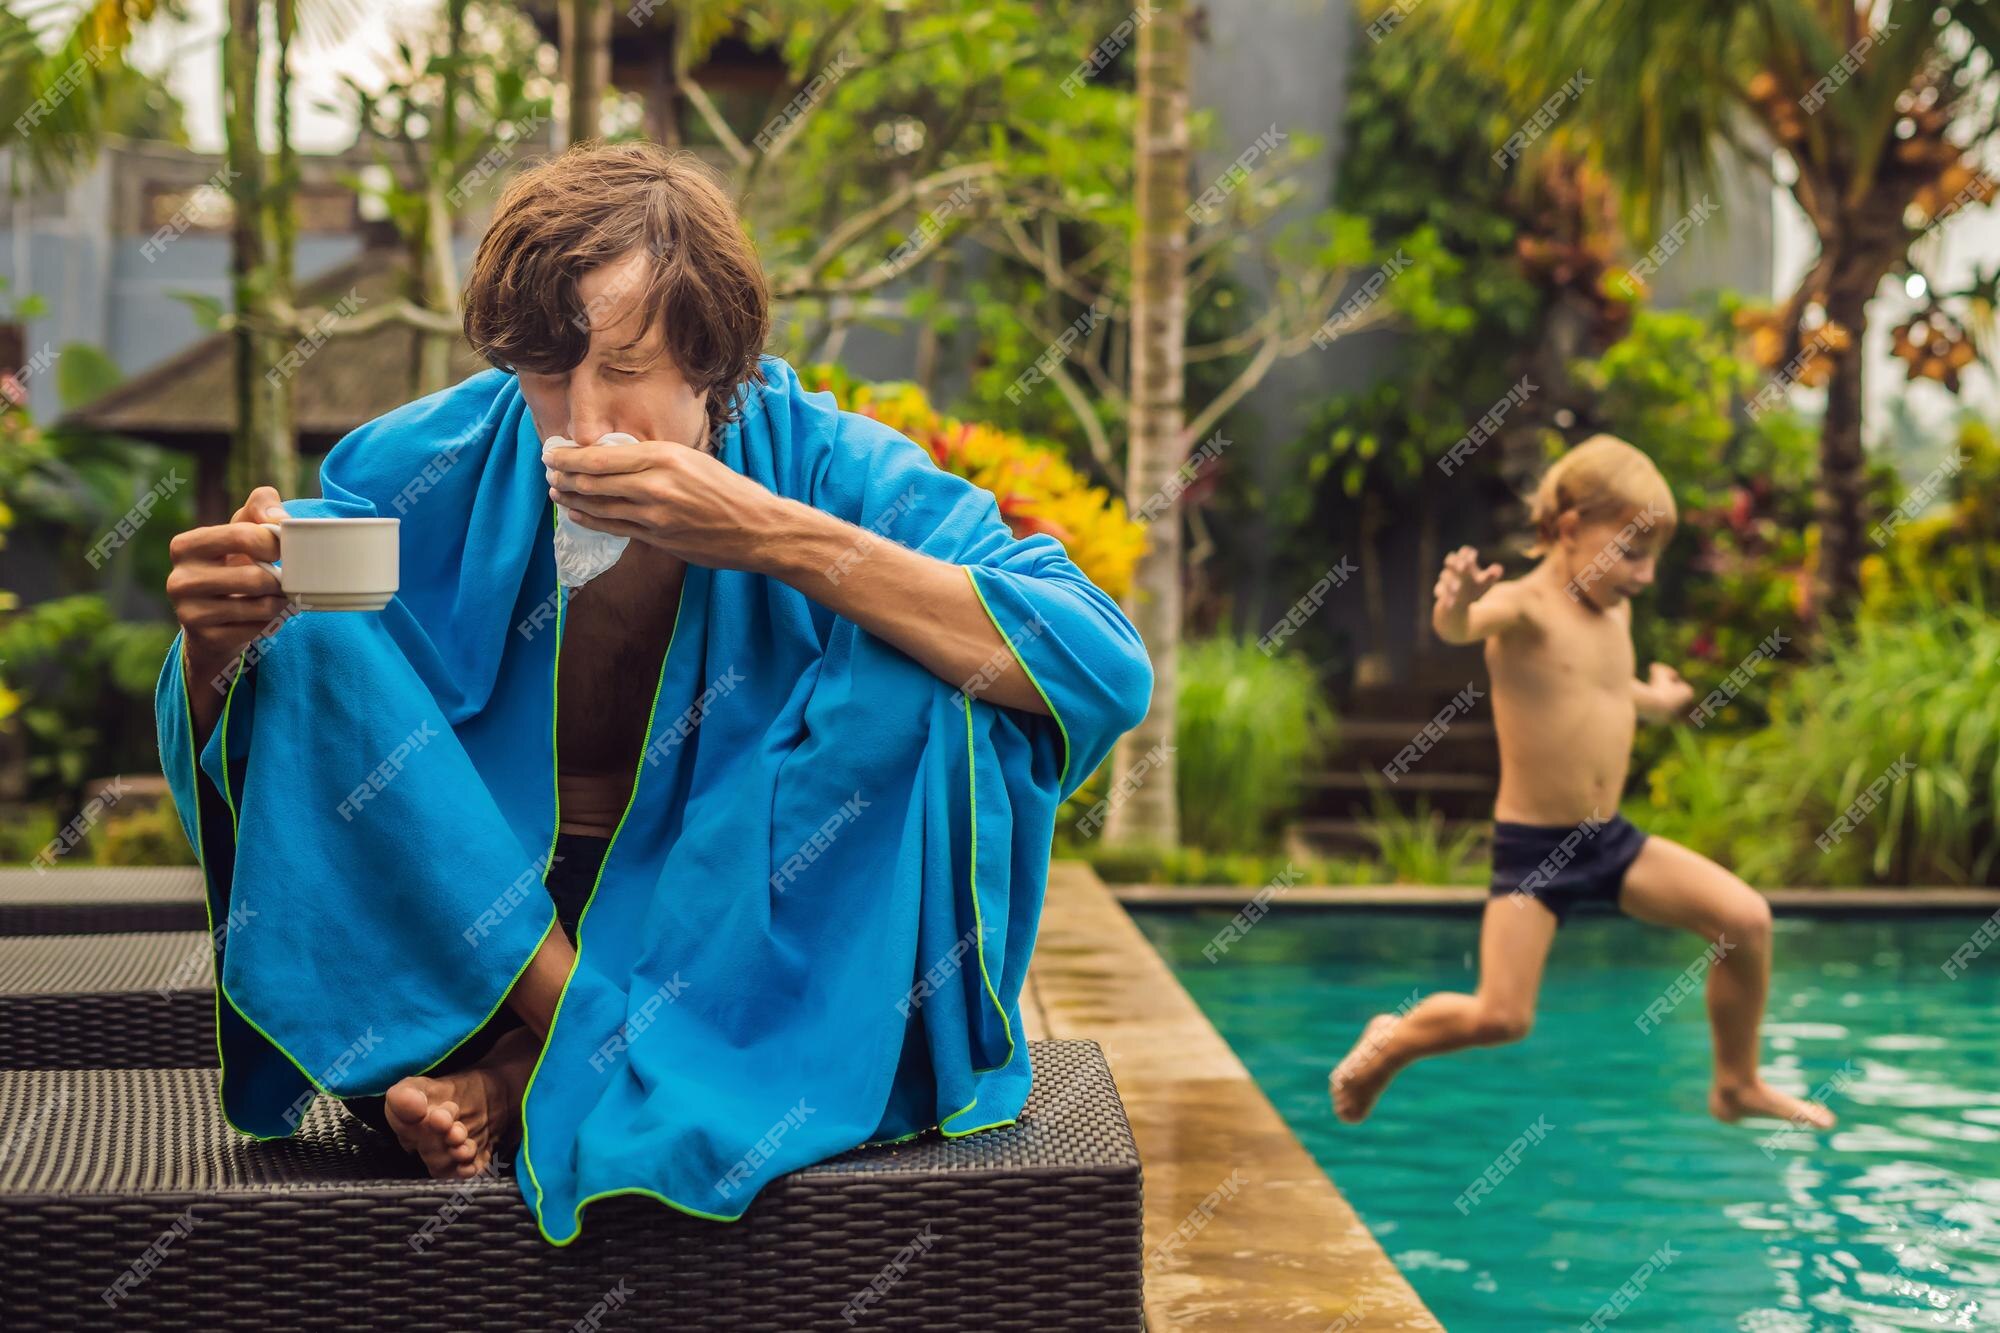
422;1100;460;1135
384;1080;431;1129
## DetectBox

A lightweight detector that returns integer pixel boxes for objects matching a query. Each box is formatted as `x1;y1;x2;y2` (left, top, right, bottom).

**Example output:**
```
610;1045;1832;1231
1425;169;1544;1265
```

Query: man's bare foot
1330;1014;1402;1124
384;1026;542;1180
1710;1079;1837;1130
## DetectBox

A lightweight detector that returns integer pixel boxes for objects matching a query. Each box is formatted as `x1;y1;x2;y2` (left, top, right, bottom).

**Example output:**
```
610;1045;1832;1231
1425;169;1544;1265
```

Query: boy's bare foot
384;1026;542;1180
1709;1079;1837;1130
1330;1014;1402;1124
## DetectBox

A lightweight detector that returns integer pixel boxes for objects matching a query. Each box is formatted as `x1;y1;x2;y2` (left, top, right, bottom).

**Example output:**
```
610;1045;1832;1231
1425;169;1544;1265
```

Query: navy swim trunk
1488;815;1648;925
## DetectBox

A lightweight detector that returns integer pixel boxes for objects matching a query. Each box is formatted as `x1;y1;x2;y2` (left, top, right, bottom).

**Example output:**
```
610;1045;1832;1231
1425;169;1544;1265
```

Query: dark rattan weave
0;933;215;1070
0;1041;1142;1330
0;868;208;936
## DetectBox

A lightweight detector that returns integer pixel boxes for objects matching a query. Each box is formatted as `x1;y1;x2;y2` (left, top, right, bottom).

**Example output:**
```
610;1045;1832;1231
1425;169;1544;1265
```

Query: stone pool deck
1024;862;1442;1331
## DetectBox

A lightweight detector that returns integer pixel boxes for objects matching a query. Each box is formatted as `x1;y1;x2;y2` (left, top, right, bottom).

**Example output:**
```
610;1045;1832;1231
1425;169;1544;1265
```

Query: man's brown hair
463;140;771;440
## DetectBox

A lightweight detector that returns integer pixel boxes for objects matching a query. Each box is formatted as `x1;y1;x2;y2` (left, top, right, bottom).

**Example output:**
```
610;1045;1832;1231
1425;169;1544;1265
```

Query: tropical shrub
0;596;176;805
1053;635;1336;859
1080;841;1383;888
1634;594;2000;886
1862;414;2000;611
0;805;56;864
1174;636;1336;854
94;800;197;868
1360;791;1489;885
802;364;1145;600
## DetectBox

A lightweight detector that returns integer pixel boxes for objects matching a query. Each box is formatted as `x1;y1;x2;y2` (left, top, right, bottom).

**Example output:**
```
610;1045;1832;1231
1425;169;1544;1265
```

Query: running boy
1331;435;1833;1131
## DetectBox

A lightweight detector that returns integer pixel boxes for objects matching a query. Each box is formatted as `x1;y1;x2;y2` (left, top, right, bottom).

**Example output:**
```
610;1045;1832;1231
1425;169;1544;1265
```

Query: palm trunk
1102;0;1189;849
560;0;611;147
1814;277;1872;618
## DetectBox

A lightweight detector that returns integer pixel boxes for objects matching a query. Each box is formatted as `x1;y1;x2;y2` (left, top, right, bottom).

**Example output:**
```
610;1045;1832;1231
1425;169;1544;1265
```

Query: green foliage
1082;843;1305;887
1863;415;2000;610
54;343;125;411
1289;22;1538;516
0;596;175;802
330;0;554;215
0;804;56;864
1175;636;1336;854
0;2;189;189
1360;793;1488;885
1410;0;1992;239
1635;593;2000;885
94;801;196;868
1074;841;1384;888
1281;13;1552;672
1053;635;1336;859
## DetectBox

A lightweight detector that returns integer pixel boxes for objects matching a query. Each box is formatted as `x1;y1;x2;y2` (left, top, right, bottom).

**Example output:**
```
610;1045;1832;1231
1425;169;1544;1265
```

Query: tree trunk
269;0;297;471
560;0;612;147
1814;276;1873;618
1354;502;1390;686
1102;0;1189;850
1414;489;1438;656
418;0;468;396
648;20;681;147
223;0;292;501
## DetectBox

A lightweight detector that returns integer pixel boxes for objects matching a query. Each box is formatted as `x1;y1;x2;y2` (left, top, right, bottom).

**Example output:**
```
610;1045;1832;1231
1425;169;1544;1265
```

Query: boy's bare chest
1496;604;1634;696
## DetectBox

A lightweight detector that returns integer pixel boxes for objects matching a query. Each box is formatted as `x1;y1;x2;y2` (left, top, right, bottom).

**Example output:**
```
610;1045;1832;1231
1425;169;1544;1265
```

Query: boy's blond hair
1526;434;1677;557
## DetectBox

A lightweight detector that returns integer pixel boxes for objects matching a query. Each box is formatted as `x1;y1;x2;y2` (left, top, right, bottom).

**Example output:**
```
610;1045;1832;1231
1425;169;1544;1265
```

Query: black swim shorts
1488;814;1647;926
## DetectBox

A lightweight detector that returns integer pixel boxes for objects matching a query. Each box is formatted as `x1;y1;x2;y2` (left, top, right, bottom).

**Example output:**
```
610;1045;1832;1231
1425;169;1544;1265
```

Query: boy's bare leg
382;926;577;1180
1332;897;1556;1123
1618;835;1835;1129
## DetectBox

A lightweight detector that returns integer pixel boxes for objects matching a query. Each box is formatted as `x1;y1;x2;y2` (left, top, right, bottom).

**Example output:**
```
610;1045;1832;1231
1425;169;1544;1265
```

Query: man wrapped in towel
155;142;1153;1245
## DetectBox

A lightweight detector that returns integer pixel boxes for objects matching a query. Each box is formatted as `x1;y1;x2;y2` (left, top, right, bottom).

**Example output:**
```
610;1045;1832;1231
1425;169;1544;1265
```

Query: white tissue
548;432;638;589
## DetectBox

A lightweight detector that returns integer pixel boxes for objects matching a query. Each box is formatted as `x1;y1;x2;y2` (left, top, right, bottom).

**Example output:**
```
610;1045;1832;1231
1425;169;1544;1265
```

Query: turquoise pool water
1132;908;2000;1331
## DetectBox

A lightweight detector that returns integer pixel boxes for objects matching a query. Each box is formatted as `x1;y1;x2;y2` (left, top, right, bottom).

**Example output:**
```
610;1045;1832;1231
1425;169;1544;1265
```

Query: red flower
1728;487;1754;533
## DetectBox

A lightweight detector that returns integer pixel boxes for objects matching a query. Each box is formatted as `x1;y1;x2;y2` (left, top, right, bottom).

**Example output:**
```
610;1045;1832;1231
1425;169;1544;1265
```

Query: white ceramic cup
254;517;400;612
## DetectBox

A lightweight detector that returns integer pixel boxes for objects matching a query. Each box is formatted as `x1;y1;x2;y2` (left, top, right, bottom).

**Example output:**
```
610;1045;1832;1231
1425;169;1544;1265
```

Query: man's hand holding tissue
543;435;784;573
543;438;1053;717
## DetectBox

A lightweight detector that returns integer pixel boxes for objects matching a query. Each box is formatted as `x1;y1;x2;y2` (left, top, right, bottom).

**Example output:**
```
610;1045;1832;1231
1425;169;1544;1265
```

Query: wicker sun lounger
0;1041;1143;1330
0;868;208;936
0;932;214;1069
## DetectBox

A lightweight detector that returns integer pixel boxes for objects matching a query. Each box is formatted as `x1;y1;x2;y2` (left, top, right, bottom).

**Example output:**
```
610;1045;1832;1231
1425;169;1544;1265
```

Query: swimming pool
1132;907;2000;1331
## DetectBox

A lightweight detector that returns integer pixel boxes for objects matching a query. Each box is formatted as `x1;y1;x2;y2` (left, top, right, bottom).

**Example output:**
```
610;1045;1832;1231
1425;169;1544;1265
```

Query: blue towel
156;355;1152;1244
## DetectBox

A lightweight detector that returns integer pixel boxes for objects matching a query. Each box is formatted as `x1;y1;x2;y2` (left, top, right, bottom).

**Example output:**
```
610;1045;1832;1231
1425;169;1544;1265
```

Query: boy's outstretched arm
1633;662;1696;721
1432;545;1527;644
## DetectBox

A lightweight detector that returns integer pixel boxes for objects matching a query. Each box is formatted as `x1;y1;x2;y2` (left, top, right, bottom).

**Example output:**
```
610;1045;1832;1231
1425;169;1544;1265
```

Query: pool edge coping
1109;884;2000;912
1030;860;1444;1331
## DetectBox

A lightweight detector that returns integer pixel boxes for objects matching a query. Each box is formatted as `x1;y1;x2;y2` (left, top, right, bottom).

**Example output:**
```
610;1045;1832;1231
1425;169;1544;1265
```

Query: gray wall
0;142;402;422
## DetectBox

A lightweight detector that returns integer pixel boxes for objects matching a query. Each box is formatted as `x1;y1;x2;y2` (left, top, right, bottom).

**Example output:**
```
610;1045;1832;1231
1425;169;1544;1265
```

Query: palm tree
1101;0;1191;848
0;0;353;496
0;0;172;187
1418;0;2000;617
